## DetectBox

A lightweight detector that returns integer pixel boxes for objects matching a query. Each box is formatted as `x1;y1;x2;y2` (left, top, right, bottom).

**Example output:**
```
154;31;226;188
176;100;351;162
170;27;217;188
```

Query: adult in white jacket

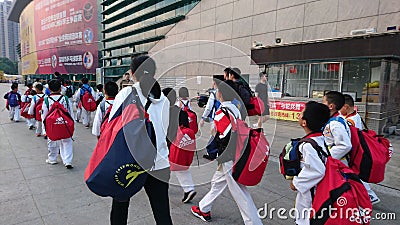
109;55;173;225
291;101;331;225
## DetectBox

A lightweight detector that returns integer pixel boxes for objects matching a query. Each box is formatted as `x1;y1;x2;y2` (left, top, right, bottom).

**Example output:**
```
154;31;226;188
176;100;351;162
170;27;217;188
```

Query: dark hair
325;91;345;110
259;72;267;78
49;79;61;92
343;94;355;107
35;78;40;82
104;81;118;98
96;84;104;91
35;83;44;91
162;88;177;106
65;80;72;85
27;83;33;88
81;77;89;84
302;101;330;132
229;67;241;79
54;71;61;76
140;77;161;99
179;110;190;128
30;90;37;96
217;80;239;101
224;67;231;74
130;55;156;81
78;83;83;88
178;87;189;98
11;83;18;90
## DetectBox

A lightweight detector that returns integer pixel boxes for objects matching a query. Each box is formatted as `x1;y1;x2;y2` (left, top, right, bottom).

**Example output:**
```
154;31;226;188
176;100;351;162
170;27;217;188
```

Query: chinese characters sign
20;0;98;75
269;101;306;121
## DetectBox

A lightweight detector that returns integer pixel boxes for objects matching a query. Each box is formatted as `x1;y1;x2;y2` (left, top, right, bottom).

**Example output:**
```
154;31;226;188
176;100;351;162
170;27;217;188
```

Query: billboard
21;0;98;75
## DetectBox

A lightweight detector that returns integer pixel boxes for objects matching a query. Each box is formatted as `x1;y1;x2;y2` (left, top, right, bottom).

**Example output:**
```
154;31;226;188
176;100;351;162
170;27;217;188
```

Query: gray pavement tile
26;172;83;195
15;218;45;225
0;180;31;203
0;195;41;225
0;168;25;185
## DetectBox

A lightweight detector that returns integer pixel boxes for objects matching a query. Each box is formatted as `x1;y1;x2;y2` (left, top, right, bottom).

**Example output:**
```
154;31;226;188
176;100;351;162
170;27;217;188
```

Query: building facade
147;0;400;133
0;0;20;62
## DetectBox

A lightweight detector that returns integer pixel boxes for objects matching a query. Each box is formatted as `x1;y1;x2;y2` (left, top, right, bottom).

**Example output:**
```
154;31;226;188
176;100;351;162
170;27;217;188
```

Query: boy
176;87;192;110
41;79;74;169
95;83;104;106
74;83;83;122
340;94;380;205
191;80;262;225
29;83;46;137
4;83;21;122
322;91;352;165
74;78;95;128
92;81;118;138
290;101;330;225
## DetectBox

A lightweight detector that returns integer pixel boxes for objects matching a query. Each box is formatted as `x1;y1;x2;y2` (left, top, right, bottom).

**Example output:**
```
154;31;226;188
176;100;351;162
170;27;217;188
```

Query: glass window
284;64;309;97
309;63;340;99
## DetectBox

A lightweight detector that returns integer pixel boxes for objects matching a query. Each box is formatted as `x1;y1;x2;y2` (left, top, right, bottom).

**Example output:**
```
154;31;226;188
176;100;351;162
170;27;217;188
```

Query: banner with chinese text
269;101;306;121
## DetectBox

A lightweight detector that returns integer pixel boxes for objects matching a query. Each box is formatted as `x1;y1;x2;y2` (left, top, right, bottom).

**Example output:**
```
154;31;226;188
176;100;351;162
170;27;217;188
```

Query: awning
251;32;400;65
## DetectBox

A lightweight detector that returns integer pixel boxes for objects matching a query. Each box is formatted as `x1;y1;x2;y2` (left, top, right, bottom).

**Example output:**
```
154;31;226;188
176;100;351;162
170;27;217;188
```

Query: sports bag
348;118;391;183
181;101;198;134
169;126;196;171
247;96;265;116
81;86;96;112
221;107;270;186
84;87;157;201
21;102;34;119
34;95;45;121
7;92;19;107
43;96;74;141
310;150;372;225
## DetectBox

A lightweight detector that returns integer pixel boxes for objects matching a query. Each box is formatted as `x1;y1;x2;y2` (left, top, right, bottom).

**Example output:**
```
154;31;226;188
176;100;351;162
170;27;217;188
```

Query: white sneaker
45;159;58;165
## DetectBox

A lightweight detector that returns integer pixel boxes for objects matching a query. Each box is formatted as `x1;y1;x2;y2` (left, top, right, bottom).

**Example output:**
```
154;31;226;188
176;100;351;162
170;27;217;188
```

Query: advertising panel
269;100;306;121
21;0;98;75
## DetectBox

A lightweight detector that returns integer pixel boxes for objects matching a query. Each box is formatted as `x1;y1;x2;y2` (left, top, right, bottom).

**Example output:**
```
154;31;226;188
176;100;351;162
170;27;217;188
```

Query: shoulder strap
298;138;330;163
44;96;49;109
100;101;106;113
145;97;152;111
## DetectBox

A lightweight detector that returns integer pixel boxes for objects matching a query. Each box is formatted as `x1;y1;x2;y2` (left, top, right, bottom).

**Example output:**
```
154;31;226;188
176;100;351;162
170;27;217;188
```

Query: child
4;83;21;122
290;101;330;225
166;90;197;203
340;94;380;205
191;80;262;224
41;79;74;169
29;83;46;137
74;78;95;128
95;83;104;106
176;87;192;110
92;81;118;138
322;91;352;165
74;83;83;122
24;89;37;130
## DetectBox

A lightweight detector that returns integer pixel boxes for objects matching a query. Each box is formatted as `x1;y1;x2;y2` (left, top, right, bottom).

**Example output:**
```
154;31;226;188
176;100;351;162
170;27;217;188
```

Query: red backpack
181;101;198;134
34;95;45;121
43;96;74;141
247;96;265;116
169;126;196;171
21;102;34;119
347;120;391;183
81;86;96;112
221;107;270;186
310;150;372;225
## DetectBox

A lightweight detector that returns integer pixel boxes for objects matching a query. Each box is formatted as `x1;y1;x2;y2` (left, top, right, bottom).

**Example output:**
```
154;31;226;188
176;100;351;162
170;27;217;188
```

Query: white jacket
323;115;352;163
201;90;218;119
92;99;114;137
109;83;170;171
28;93;45;115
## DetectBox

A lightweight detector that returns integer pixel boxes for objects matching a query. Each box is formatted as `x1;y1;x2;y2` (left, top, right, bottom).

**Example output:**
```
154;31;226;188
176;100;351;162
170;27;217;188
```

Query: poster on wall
269;101;306;121
21;0;98;75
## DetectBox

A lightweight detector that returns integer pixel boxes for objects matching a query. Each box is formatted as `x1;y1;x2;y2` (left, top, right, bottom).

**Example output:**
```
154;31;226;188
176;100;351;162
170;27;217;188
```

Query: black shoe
203;154;216;161
182;190;197;203
29;126;35;130
44;135;48;140
65;164;73;169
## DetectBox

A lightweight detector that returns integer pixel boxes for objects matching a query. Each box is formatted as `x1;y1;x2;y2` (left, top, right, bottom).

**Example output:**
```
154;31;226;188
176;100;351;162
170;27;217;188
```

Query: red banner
269;101;306;121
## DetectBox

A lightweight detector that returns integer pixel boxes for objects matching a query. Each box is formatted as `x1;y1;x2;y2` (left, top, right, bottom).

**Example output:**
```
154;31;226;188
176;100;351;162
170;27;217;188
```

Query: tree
0;57;18;74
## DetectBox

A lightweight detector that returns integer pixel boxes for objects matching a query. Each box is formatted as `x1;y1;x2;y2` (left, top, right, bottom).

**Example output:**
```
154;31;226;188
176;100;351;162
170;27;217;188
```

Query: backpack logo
114;164;146;188
54;117;68;125
179;134;195;148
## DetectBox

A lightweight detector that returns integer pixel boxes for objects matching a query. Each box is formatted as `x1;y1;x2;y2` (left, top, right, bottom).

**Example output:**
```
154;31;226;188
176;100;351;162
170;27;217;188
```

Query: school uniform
74;84;96;126
91;98;114;137
4;91;21;121
29;93;45;135
22;93;35;127
323;112;352;165
344;111;380;203
41;94;74;166
201;90;220;158
73;89;82;121
198;102;262;225
109;83;172;225
176;99;192;110
293;134;328;225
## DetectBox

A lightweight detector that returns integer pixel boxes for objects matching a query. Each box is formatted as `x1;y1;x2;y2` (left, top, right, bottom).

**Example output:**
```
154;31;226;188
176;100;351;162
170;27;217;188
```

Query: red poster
269;101;306;121
34;0;98;74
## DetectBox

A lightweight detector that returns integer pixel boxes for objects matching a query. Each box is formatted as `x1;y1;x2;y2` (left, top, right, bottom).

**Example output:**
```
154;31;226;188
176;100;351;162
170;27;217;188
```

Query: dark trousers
110;168;173;225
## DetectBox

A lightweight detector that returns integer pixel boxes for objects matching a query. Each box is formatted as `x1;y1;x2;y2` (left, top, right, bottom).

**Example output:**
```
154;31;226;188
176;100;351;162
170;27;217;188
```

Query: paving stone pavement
0;83;399;225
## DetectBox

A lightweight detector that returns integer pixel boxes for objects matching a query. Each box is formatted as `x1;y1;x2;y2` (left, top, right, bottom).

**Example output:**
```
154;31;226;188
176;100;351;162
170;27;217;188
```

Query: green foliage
0;57;18;74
